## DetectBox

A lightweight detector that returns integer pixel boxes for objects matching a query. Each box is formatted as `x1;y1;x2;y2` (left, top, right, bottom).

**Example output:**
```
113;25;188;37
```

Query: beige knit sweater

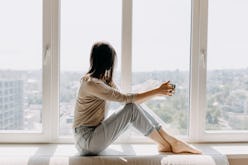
73;75;135;128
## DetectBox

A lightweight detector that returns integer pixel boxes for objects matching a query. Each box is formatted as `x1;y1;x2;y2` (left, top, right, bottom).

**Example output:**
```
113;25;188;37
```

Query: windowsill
197;143;248;159
0;143;247;165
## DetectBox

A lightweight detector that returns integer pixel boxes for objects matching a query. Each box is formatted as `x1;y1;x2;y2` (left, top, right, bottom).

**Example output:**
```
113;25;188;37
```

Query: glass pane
0;0;42;131
132;0;191;136
60;0;122;136
206;0;248;131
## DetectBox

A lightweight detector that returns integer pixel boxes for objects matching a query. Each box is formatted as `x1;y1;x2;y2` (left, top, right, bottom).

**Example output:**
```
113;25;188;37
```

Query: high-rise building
0;80;23;130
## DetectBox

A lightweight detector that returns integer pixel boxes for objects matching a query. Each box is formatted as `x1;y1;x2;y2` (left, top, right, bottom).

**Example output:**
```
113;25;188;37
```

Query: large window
1;0;248;143
60;0;122;136
206;0;248;131
132;0;191;137
0;0;42;132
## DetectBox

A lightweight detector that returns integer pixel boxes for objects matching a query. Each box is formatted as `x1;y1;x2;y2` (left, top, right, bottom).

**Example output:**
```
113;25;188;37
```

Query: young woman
73;42;201;155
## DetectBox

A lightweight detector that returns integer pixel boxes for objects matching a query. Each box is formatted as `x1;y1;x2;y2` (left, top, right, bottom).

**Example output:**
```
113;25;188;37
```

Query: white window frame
119;0;248;143
0;0;248;143
190;0;248;142
0;0;60;143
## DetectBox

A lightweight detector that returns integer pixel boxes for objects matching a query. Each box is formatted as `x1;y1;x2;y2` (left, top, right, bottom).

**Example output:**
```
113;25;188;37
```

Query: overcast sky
0;0;248;72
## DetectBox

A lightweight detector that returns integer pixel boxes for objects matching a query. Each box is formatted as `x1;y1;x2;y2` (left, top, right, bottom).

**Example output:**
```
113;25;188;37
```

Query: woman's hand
157;81;175;96
132;81;176;104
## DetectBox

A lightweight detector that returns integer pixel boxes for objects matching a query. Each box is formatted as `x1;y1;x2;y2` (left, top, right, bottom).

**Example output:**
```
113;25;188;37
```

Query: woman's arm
85;77;174;104
133;81;175;104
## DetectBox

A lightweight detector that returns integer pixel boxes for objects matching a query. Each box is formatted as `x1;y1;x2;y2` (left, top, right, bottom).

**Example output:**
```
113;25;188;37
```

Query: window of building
59;0;122;136
131;0;191;138
206;0;248;131
0;0;42;133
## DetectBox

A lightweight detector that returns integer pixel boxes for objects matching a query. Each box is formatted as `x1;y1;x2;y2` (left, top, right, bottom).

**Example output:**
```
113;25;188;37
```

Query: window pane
60;0;122;136
0;0;42;131
132;0;191;136
206;0;248;131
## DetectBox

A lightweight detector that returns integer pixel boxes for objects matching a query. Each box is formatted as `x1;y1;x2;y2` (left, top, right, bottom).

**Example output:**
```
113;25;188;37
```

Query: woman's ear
103;70;111;84
106;70;110;79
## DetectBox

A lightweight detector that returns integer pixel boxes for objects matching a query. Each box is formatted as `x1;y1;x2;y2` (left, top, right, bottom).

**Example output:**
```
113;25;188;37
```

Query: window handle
201;49;207;68
43;46;50;65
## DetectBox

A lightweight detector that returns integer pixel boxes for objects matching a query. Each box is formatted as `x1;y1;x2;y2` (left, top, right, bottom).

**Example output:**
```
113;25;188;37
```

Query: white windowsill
0;143;247;164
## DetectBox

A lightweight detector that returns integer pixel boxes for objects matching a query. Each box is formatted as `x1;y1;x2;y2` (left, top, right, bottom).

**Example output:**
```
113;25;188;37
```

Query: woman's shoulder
81;74;104;86
80;75;109;94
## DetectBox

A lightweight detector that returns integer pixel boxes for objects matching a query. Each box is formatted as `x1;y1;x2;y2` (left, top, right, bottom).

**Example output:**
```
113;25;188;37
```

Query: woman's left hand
157;81;176;96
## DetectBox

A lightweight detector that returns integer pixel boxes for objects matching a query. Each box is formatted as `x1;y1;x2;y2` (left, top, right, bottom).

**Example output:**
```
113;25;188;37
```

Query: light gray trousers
74;103;161;155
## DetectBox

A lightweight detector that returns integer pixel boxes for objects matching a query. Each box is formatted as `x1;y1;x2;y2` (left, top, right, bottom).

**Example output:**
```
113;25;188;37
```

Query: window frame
192;0;248;142
0;0;248;143
0;0;59;143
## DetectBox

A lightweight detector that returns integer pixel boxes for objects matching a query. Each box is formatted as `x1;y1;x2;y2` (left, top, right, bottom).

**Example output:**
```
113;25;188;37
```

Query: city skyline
1;69;248;133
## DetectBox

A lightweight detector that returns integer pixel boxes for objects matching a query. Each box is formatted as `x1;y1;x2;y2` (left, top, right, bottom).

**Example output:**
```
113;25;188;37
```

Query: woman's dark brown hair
87;42;116;85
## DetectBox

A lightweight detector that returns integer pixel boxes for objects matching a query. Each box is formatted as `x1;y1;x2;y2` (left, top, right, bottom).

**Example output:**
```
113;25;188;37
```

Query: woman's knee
123;103;143;121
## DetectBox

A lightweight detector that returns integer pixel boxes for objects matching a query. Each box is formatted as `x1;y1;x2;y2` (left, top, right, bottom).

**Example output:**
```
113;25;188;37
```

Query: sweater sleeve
85;79;135;103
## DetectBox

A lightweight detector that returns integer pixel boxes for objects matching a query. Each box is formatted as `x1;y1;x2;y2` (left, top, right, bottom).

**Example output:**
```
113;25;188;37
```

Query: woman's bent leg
130;104;171;151
87;103;170;154
133;104;201;154
136;104;160;128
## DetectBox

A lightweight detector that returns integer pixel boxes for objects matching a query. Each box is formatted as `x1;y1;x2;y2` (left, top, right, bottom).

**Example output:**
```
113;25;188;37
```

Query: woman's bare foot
171;140;201;154
157;143;172;152
158;128;201;154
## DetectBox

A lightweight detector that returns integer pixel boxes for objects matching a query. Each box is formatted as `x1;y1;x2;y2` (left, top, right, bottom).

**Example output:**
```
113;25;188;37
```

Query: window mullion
42;0;53;142
197;0;208;141
121;0;132;93
189;0;208;142
49;0;60;143
117;0;132;143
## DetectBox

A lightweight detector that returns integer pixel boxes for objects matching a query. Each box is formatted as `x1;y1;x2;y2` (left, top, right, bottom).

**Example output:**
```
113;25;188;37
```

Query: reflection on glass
206;0;248;130
0;0;42;131
60;0;121;136
132;0;191;136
